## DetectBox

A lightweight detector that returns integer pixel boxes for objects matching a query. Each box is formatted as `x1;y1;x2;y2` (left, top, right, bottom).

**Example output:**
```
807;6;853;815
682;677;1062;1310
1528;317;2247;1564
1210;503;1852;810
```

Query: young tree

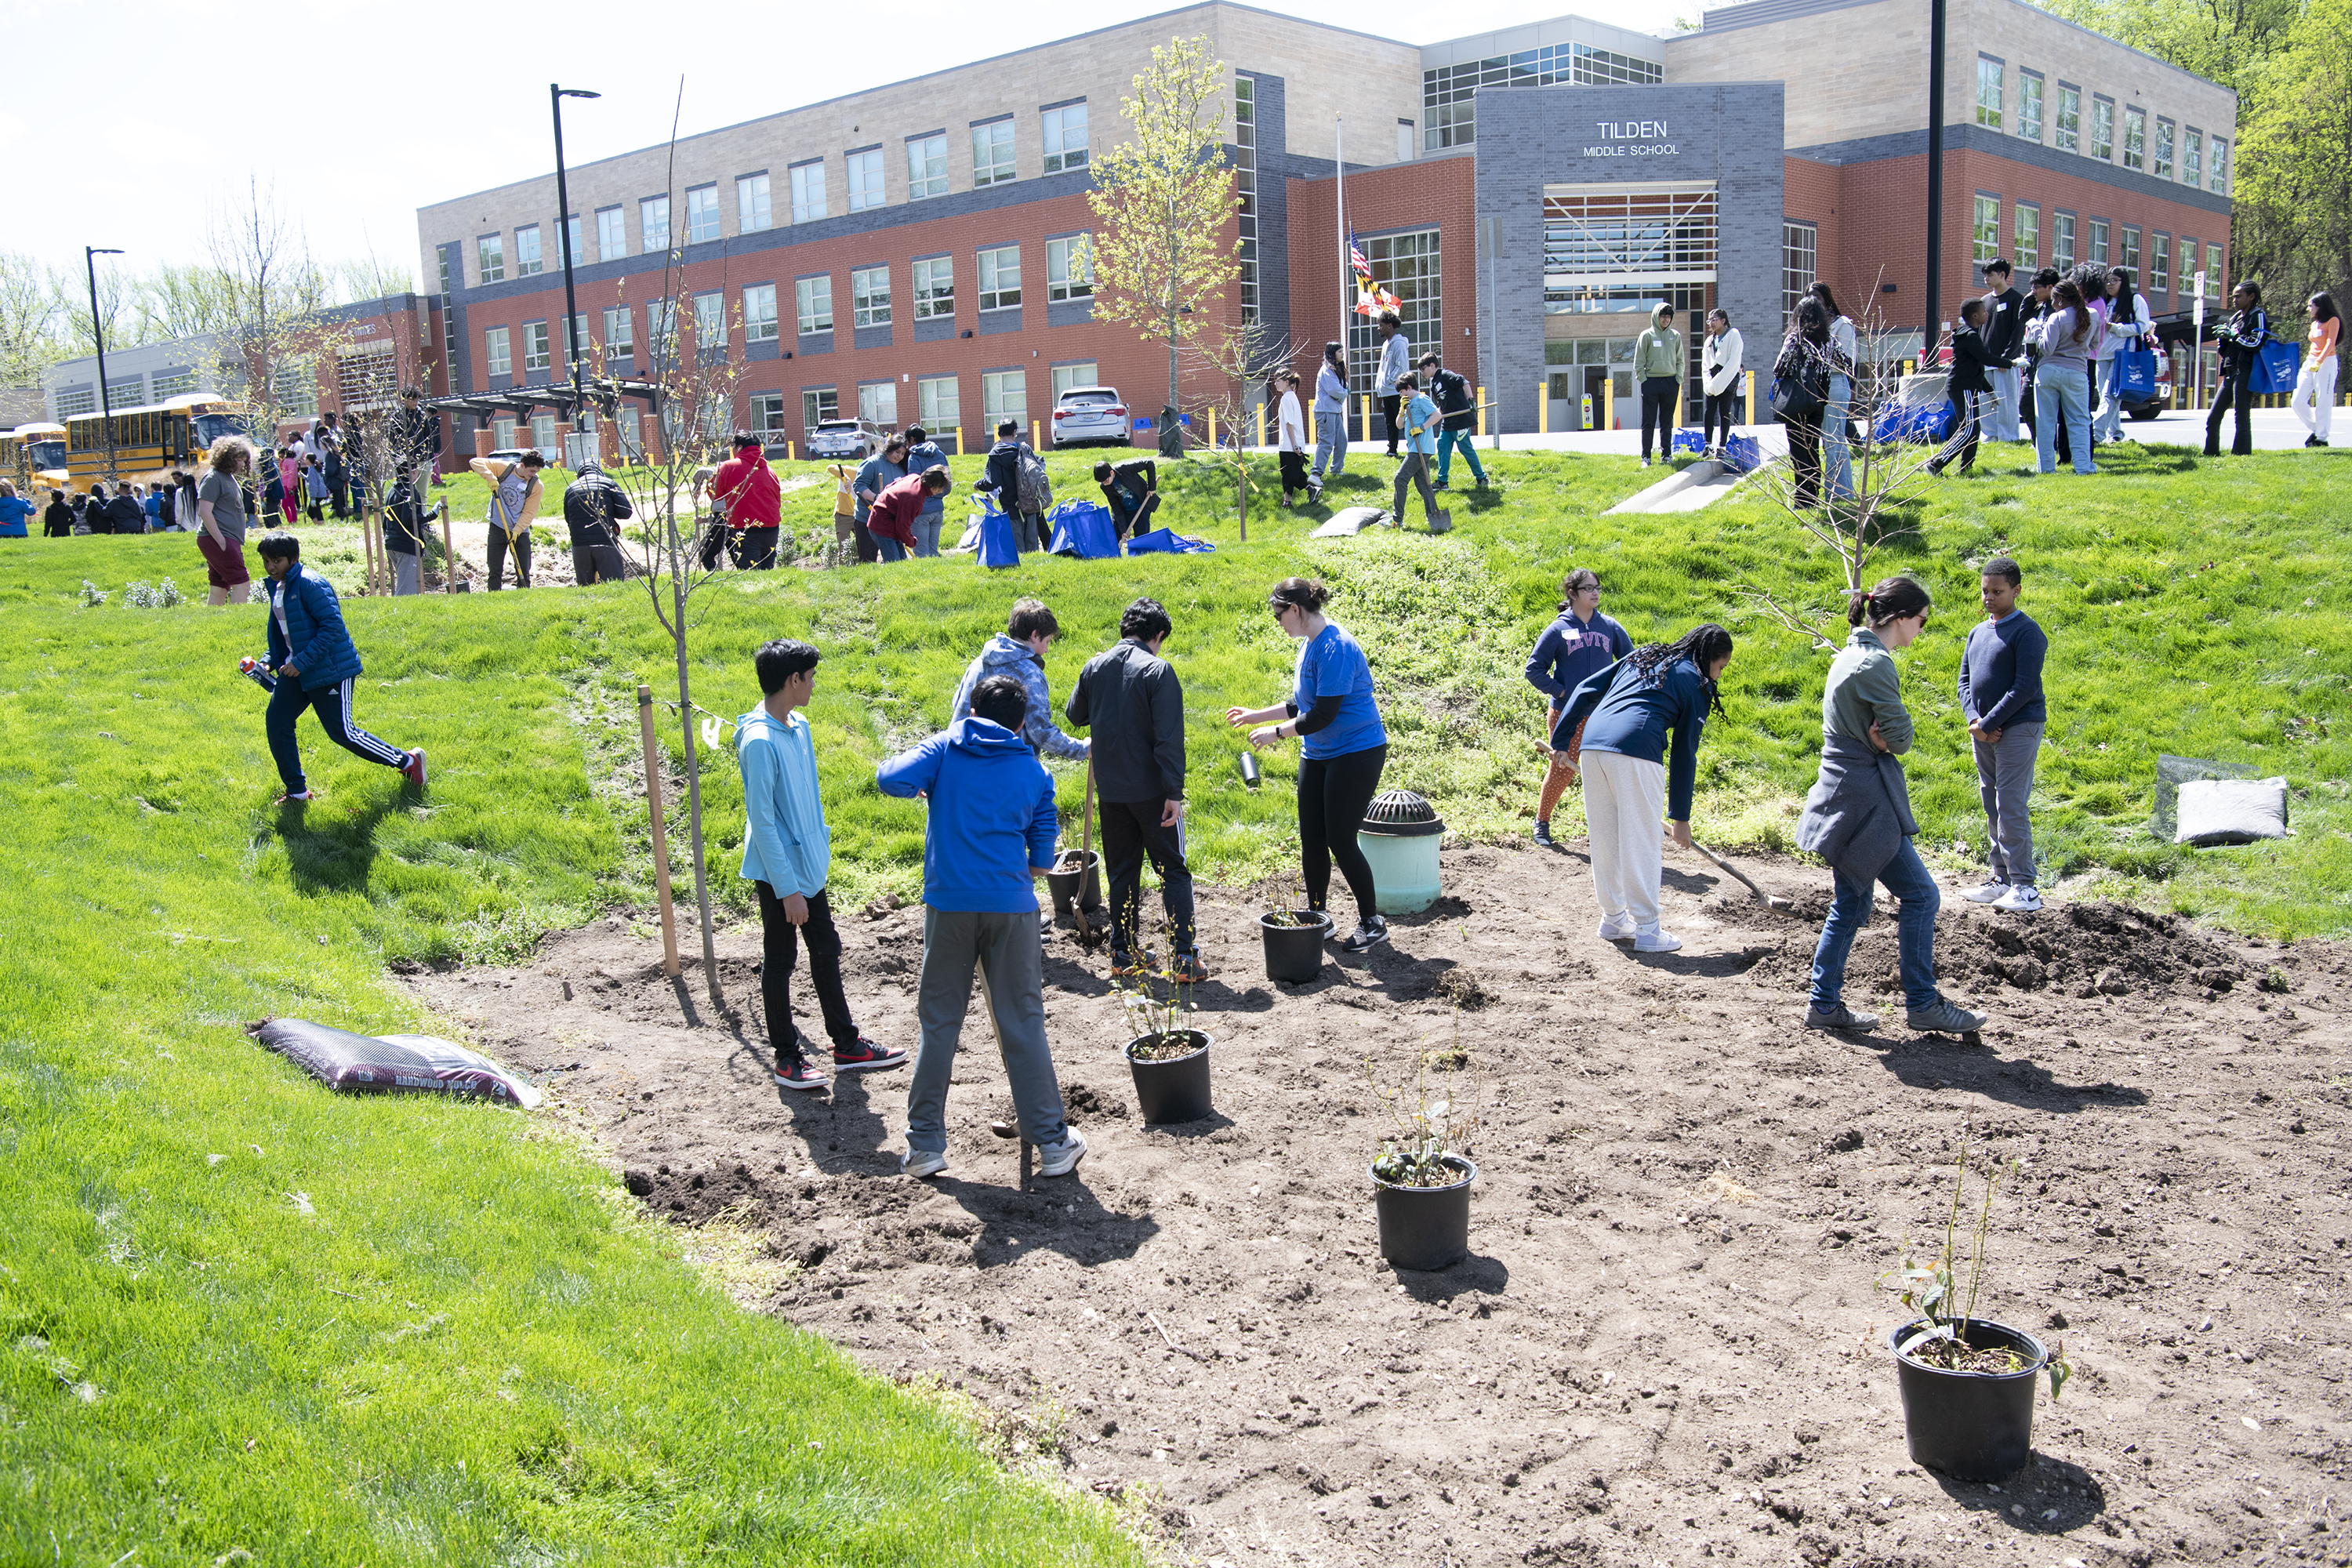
207;178;349;441
1086;35;1243;440
0;252;68;390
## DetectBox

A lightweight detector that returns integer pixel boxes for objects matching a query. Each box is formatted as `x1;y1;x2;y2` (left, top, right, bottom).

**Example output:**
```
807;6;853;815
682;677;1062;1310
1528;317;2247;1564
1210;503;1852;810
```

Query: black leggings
1298;744;1387;924
1703;390;1740;448
1640;376;1680;459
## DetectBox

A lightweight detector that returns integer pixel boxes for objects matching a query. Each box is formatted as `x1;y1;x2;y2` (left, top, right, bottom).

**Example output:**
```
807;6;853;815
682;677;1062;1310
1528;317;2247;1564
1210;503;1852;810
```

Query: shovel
1693;840;1795;913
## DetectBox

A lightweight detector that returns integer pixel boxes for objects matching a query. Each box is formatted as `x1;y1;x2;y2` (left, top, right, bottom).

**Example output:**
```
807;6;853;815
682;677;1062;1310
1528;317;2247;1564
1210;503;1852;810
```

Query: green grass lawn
5;441;2349;1563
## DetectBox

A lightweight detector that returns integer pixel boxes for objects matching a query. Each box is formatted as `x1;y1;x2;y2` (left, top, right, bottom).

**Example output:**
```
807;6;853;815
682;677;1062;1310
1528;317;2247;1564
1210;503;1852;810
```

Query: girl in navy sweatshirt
1523;569;1633;848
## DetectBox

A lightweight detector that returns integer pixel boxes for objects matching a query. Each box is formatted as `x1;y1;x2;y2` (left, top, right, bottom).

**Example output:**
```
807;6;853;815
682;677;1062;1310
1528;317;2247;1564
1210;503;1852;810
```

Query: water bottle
238;656;278;693
1237;752;1261;789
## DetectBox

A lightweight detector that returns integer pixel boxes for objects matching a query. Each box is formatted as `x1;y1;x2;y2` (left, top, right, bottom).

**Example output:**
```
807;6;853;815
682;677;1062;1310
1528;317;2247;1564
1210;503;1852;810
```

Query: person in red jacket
698;432;784;570
867;466;950;563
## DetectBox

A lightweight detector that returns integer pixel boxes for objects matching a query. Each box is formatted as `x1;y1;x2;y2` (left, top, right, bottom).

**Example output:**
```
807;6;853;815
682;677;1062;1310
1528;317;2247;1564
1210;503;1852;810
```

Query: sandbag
1047;500;1121;559
1123;527;1216;555
2175;777;2289;847
255;1018;541;1108
1310;506;1387;539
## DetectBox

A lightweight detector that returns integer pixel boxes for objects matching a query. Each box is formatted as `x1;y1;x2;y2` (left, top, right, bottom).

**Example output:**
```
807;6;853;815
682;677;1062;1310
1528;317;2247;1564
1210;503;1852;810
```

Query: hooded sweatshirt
950;634;1091;760
876;717;1060;913
737;706;829;898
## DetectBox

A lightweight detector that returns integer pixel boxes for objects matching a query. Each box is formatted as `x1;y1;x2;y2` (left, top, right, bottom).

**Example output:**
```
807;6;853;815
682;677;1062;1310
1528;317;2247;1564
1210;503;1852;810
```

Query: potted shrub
1882;1122;2071;1480
1259;871;1330;983
1118;938;1210;1124
1364;1020;1483;1271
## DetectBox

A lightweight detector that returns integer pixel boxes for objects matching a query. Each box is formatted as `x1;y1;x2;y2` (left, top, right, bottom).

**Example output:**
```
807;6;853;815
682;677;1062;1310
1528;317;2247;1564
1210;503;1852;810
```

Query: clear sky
17;0;1693;294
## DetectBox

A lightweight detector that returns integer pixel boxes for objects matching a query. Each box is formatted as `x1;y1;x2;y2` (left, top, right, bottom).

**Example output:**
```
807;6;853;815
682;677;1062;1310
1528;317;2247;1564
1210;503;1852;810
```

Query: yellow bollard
1207;406;1218;448
1744;369;1755;429
1254;399;1265;448
786;441;795;462
1537;383;1548;435
1360;394;1371;445
1602;379;1613;431
1475;389;1485;438
1031;419;1040;450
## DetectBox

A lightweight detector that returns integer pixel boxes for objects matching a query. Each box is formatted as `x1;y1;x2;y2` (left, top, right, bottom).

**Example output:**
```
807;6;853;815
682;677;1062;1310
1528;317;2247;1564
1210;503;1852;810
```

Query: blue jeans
875;535;907;562
1435;426;1485;485
912;516;941;557
1809;837;1943;1013
1823;374;1855;499
2034;364;2095;474
2093;358;2126;441
1313;411;1348;478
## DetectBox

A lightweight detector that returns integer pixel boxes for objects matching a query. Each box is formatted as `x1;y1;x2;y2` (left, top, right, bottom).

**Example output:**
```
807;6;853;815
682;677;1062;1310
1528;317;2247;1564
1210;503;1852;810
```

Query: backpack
1014;445;1053;514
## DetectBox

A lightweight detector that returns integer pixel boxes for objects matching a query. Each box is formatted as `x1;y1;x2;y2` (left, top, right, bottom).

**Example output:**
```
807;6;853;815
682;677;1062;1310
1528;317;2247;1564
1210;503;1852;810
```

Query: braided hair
1621;622;1733;717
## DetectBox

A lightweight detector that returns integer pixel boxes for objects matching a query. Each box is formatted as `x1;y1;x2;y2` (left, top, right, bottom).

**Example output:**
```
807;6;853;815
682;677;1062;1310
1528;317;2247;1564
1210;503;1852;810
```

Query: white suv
806;418;883;459
1049;386;1128;448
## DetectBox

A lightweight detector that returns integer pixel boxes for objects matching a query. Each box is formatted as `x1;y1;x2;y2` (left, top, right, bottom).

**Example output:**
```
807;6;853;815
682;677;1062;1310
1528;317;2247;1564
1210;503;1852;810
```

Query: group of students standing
1269;314;1486;523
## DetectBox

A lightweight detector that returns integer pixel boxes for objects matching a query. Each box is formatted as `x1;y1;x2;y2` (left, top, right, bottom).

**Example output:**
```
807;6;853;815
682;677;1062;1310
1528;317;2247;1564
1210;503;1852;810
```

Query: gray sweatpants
906;904;1068;1155
1313;411;1348;478
1973;720;2044;886
390;551;420;597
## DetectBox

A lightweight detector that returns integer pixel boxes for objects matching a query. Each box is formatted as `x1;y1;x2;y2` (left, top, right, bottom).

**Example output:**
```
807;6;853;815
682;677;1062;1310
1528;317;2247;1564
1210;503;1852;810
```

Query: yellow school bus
2;423;69;495
61;394;252;487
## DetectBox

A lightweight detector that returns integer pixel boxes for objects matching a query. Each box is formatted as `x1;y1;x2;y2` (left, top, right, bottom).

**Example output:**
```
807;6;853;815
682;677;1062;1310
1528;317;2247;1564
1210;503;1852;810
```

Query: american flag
1348;233;1373;281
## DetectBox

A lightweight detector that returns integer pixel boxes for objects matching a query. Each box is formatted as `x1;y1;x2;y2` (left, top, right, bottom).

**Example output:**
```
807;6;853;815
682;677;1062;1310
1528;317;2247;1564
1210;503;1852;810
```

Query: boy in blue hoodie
739;639;907;1092
877;674;1086;1180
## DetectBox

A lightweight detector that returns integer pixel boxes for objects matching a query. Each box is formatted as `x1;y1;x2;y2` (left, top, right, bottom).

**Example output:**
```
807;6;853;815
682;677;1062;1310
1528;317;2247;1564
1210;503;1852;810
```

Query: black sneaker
773;1058;827;1092
1337;916;1388;953
1532;821;1556;849
832;1036;907;1073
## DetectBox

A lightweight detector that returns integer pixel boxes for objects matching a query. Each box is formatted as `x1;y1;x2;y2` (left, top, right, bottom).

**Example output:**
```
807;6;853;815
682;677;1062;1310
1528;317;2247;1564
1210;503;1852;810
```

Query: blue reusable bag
1671;427;1708;456
974;499;1020;569
1719;434;1762;474
1124;527;1215;555
1046;500;1120;560
2115;346;2159;400
2251;338;2301;396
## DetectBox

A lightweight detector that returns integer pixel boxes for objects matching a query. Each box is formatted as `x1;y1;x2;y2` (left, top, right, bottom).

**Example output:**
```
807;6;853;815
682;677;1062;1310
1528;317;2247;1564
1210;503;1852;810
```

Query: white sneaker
900;1148;949;1179
1037;1128;1087;1178
1992;885;2044;913
1634;924;1683;953
1598;913;1638;942
1961;880;2007;904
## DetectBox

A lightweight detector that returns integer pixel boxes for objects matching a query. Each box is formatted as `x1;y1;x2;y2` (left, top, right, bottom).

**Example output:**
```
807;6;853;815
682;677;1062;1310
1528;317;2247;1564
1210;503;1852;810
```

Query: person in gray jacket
950;599;1091;763
1065;597;1199;981
1312;341;1349;482
1796;576;1989;1037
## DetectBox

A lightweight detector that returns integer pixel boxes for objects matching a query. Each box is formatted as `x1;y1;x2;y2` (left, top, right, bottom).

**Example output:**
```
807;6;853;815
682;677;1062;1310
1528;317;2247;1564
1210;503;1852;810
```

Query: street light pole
85;245;125;485
552;84;601;461
1925;0;1949;359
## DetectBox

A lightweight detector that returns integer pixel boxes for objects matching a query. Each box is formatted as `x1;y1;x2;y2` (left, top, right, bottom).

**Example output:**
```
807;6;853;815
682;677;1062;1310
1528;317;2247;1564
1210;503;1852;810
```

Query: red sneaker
832;1037;907;1074
772;1058;827;1092
402;748;427;788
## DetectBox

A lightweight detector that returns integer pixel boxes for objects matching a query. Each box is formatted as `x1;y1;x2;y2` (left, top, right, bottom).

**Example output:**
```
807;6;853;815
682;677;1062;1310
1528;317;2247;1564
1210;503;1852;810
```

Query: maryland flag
1348;230;1401;317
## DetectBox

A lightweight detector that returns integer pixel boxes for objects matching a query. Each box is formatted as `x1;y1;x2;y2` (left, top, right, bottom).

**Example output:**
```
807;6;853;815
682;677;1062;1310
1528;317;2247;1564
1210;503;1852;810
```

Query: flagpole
1335;116;1348;379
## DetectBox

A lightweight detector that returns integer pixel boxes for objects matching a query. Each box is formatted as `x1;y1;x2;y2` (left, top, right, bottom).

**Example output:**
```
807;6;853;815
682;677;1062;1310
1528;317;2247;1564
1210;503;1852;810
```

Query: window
2210;137;2230;193
1784;220;1818;325
2206;243;2224;296
2183;128;2203;188
859;382;898;426
745;283;779;343
2124;107;2146;171
1971;196;1999;264
1047;237;1093;301
2017;74;2042;140
1051;362;1098;398
523;321;550;374
738;172;772;233
2153;118;2175;180
564;215;583;268
2054;212;2075;270
1399;119;1416;162
2014;202;2039;270
802;389;839;430
1347;229;1441;388
1976;56;2002;130
612;408;641;454
687;184;720;245
2089;219;2110;264
847;149;885;212
790;160;827;223
2181;237;2199;292
515;224;543;277
558;311;587;369
336;350;394;408
1421;42;1660;148
641;194;671;253
648;296;678;358
532;413;556;453
604;306;634;358
913;256;954;319
1042;102;1088;172
485;325;511;378
982;370;1026;426
977;245;1020;312
918;375;959;431
477;234;504;283
2151;232;2170;292
104;375;143;407
972;119;1015;187
55;387;94;417
2121;225;2141;272
492;417;516;451
907;133;949;201
2056;85;2080;153
1236;74;1259;321
597;206;626;261
694;291;725;351
750;392;787;437
796;277;833;334
851;267;891;328
276;365;317;418
151;369;195;399
2092;96;2114;159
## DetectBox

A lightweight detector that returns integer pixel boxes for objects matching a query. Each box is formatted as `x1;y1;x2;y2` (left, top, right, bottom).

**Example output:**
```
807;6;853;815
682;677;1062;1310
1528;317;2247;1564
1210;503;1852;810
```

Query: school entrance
1540;182;1718;431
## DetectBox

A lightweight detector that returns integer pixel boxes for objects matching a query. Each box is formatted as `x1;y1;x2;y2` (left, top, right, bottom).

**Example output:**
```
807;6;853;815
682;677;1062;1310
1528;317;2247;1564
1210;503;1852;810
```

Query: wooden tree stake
637;683;681;977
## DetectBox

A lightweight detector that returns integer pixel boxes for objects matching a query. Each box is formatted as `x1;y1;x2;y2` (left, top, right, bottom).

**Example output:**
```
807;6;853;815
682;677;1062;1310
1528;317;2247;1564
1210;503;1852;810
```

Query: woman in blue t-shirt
1228;576;1392;953
0;480;31;538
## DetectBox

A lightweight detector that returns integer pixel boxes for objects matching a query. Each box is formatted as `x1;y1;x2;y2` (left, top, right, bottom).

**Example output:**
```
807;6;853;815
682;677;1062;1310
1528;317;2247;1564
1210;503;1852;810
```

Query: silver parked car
805;417;883;459
1049;386;1130;448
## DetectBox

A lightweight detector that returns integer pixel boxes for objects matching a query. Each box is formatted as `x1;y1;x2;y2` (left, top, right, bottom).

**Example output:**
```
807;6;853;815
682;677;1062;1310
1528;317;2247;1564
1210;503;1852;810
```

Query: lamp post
1924;0;1949;360
85;245;125;485
552;84;601;460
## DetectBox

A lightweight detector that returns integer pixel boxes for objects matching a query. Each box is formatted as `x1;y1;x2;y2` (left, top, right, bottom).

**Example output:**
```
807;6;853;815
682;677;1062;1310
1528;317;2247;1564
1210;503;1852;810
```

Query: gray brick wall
1474;83;1784;434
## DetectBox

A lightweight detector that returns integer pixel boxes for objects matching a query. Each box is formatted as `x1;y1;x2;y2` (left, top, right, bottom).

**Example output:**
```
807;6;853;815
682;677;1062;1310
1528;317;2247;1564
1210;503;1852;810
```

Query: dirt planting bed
407;844;2352;1566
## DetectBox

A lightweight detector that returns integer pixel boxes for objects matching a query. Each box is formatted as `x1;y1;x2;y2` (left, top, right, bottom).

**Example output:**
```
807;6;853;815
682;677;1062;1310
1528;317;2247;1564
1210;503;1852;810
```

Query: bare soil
405;843;2352;1567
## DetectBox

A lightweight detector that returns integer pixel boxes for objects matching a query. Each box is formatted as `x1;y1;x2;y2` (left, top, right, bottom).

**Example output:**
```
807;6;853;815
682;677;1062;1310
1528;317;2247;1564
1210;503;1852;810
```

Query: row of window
1971;194;2223;296
53;368;203;417
1975;56;2229;194
1422;41;1664;150
475;242;1097;381
472;103;1092;287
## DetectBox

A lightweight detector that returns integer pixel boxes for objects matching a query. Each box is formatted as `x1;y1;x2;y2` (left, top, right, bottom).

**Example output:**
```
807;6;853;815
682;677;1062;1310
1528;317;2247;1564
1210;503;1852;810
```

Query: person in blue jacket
1551;623;1735;954
877;674;1086;1181
1523;568;1633;849
739;638;907;1093
252;532;424;805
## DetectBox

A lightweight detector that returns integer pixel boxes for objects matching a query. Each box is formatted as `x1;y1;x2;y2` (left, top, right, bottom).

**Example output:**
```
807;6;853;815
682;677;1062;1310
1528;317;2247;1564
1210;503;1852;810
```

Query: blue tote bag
1125;527;1216;555
971;499;1020;569
2251;338;2301;397
1046;501;1121;560
2114;346;2158;401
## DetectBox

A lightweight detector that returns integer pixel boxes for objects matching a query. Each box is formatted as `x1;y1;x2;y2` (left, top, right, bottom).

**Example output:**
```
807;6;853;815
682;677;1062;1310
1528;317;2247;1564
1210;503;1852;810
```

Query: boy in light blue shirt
739;638;906;1091
1388;373;1449;534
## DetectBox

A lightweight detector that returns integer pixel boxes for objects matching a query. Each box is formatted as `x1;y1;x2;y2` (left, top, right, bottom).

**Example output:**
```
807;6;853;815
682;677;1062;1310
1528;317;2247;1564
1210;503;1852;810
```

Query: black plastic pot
1045;851;1102;925
1370;1155;1476;1271
1125;1030;1212;1124
1889;1318;2049;1479
1259;910;1332;983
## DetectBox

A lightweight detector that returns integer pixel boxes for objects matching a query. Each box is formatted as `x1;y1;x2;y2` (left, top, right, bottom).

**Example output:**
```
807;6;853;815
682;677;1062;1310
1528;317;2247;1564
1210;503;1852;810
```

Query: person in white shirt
1312;341;1349;482
1700;310;1744;456
1275;368;1316;507
1374;310;1410;458
2094;269;2147;445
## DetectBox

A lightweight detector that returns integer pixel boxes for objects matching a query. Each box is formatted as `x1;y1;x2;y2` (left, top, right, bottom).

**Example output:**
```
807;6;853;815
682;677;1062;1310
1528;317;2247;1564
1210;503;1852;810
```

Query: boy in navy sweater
1958;555;2049;911
1523;569;1633;848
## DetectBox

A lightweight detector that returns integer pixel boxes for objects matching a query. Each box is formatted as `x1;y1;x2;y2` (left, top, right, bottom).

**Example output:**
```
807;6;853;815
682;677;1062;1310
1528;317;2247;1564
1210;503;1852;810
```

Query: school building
405;0;2234;453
